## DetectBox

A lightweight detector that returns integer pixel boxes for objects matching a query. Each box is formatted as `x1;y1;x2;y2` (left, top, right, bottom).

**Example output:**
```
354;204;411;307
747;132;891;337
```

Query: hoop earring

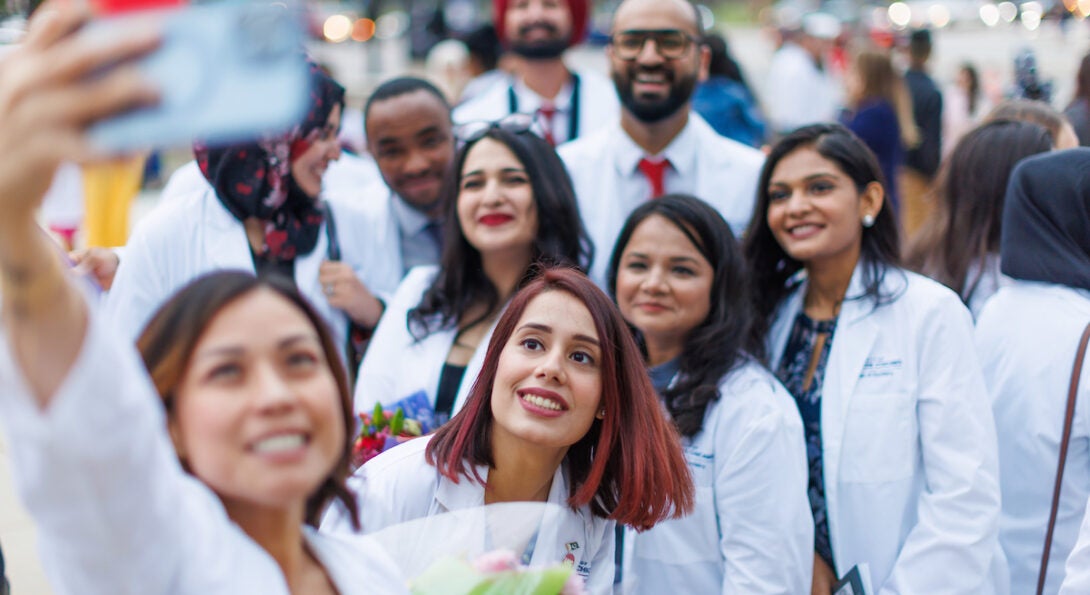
862;213;876;228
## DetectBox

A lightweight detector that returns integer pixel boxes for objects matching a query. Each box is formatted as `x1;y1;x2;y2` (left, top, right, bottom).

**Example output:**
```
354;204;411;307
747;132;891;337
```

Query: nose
782;188;811;216
534;345;567;384
636;38;665;65
403;148;431;176
481;178;504;206
325;139;342;162
251;361;297;413
640;264;669;294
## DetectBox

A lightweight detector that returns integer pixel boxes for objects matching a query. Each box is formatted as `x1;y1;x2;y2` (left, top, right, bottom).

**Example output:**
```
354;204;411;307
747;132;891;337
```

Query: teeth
253;434;305;454
521;394;563;411
790;224;819;236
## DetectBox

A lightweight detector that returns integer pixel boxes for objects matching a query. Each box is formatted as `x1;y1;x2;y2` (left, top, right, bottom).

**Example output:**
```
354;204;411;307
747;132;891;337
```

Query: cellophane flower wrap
410;550;587;595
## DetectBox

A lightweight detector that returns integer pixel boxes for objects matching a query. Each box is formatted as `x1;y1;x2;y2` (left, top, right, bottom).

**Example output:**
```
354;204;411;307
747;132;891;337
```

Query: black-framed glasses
609;30;699;60
454;113;537;146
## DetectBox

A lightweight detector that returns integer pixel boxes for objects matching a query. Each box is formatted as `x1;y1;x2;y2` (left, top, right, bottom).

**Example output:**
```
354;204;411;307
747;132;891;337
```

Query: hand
319;261;384;328
812;552;836;595
70;247;120;291
0;3;159;230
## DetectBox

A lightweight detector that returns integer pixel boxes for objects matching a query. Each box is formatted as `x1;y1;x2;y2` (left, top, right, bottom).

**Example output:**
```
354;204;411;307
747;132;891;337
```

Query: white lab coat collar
434;455;571;513
511;75;574;111
610;113;701;180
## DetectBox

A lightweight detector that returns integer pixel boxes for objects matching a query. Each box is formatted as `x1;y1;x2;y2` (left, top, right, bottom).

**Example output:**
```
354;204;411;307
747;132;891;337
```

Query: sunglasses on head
454;113;538;146
609;29;699;61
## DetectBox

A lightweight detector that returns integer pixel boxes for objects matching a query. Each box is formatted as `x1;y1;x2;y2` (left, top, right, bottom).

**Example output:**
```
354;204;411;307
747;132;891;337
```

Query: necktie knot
536;103;558;146
637;157;670;199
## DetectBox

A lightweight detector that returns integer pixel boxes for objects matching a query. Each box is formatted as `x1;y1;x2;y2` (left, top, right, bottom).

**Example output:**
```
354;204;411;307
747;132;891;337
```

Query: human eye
520;337;544;351
461;175;483;190
286;349;320;369
421;134;443;149
503;173;529;185
377;146;404;160
616;34;643;52
659;32;686;53
672;265;696;277
809;180;835;194
206;362;242;382
570;350;596;366
767;187;790;202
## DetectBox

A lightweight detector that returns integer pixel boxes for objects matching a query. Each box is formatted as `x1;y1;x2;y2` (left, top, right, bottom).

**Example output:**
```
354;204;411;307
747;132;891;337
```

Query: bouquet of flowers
411;550;586;595
352;402;425;467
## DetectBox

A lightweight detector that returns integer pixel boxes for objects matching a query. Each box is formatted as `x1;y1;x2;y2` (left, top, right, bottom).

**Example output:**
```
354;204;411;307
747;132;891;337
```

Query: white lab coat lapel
379;189;405;277
821;266;879;565
454;315;501;413
201;188;255;272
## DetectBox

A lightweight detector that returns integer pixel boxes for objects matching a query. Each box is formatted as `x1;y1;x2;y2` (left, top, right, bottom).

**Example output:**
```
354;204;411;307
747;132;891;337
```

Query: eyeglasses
609;30;699;61
454;113;537;145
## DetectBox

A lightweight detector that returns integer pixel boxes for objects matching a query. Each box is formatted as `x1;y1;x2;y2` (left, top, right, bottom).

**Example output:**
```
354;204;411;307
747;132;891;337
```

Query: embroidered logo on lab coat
860;356;903;379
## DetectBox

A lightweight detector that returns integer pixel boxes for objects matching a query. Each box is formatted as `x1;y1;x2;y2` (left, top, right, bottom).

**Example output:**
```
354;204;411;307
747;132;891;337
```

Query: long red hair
426;267;694;531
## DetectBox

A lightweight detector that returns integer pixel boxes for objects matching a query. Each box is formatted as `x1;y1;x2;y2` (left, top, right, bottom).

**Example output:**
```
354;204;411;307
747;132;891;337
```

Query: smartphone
83;1;311;152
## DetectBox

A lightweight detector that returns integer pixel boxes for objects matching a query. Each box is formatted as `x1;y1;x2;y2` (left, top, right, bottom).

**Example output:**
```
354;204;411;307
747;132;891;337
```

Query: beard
507;22;570;60
612;67;698;123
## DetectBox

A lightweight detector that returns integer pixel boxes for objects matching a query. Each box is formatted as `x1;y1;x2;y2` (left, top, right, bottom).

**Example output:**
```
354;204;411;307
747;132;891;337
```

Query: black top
435;363;467;426
252;254;295;285
904;69;943;178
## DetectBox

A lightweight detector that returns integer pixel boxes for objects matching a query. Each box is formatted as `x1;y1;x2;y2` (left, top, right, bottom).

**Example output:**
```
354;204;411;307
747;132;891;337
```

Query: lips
786;223;823;240
248;431;309;458
517;387;568;418
634;301;669;313
479;213;514;226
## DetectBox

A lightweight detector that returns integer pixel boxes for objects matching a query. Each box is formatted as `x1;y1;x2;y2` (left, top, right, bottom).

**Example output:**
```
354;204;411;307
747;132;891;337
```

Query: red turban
493;0;590;46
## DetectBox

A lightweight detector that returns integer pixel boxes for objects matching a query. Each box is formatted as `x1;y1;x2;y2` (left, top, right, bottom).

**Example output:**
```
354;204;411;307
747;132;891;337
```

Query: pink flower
472;550;520;573
560;572;587;595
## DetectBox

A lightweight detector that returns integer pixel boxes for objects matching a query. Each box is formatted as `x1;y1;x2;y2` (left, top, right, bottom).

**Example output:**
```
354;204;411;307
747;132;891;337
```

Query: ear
697;43;711;83
859;180;884;222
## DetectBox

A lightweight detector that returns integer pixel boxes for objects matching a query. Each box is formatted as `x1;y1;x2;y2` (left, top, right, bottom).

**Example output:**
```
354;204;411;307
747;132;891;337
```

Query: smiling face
490;290;603;456
765;146;882;269
171;289;344;514
608;0;708;123
366;90;454;214
505;0;573;59
615;214;713;364
456;137;539;260
291;103;343;198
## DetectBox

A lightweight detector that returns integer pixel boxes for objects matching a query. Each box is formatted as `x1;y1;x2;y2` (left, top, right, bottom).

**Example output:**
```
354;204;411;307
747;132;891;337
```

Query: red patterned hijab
195;64;345;264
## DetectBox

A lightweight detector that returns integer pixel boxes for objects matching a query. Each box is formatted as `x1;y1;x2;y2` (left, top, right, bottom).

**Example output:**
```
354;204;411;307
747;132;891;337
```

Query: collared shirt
610;115;701;209
765;42;841;134
390;194;441;274
510;77;574;145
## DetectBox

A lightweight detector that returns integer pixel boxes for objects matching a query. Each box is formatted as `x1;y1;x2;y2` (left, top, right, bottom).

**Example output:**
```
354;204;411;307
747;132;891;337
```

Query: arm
882;295;1002;593
716;383;813;594
1061;496;1090;595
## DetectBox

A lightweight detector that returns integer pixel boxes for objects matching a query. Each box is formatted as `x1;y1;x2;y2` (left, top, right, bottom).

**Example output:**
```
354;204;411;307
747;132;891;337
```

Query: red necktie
637;157;670;199
536;104;557;146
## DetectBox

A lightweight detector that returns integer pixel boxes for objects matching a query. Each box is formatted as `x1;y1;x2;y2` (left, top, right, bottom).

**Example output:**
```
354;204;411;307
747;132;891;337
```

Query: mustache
516;21;561;37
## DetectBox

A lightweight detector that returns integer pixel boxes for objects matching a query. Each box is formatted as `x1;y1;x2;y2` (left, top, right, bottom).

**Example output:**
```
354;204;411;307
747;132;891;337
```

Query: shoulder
710;361;802;432
453;82;510;124
304;529;410;594
355;438;442;523
556;126;613;163
130;188;217;244
694;116;764;168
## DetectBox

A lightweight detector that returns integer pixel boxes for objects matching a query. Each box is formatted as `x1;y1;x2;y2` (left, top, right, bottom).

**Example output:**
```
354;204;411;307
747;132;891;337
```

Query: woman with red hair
325;267;694;592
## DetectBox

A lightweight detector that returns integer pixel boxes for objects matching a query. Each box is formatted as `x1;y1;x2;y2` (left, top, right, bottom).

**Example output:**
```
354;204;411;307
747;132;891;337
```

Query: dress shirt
391;194;441;274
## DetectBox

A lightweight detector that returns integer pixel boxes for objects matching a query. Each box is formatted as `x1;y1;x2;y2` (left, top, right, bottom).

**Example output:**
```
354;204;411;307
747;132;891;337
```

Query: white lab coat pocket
633;486;719;564
840;391;916;483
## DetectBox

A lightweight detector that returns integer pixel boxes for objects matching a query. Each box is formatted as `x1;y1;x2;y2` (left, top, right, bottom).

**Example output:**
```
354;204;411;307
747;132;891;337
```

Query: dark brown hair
425;267;694;531
136;271;359;530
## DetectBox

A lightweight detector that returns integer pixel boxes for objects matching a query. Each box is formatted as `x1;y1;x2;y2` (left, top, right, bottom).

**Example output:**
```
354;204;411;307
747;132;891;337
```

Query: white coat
767;264;1007;593
626;361;813;594
104;187;402;352
353;266;498;417
322;437;616;594
557;114;764;285
0;312;408;595
452;67;619;144
976;282;1090;594
1060;495;1090;594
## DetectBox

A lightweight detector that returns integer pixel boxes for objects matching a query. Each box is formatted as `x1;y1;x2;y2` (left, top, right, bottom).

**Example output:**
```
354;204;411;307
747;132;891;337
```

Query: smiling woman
328;267;694;593
352;124;591;428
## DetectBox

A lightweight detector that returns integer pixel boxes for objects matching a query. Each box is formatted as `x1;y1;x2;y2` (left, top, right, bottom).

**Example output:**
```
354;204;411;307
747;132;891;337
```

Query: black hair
908;28;932;62
703;32;750;93
462;24;502;72
905;119;1052;302
608;194;762;437
743;124;901;351
363;76;451;124
408;127;592;338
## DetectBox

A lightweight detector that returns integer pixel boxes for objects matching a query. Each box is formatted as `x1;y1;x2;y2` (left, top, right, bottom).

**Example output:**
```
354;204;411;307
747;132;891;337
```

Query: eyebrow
462;167;528;178
626;251;700;264
519;322;601;347
194;334;319;360
771;172;840;185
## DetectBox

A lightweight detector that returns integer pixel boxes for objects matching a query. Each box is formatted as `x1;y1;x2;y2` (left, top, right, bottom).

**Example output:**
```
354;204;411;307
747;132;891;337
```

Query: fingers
29;63;158;129
22;2;91;51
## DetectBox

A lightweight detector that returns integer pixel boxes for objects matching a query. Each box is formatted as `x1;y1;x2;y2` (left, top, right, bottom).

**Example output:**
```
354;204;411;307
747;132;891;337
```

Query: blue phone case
86;1;310;152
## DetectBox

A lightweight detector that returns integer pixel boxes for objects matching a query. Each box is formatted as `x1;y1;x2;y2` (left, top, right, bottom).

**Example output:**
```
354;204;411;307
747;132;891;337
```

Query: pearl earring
862;214;876;228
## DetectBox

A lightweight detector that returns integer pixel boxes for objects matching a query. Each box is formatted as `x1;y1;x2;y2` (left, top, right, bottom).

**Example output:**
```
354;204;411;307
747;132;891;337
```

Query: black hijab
194;64;346;264
1001;147;1090;291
